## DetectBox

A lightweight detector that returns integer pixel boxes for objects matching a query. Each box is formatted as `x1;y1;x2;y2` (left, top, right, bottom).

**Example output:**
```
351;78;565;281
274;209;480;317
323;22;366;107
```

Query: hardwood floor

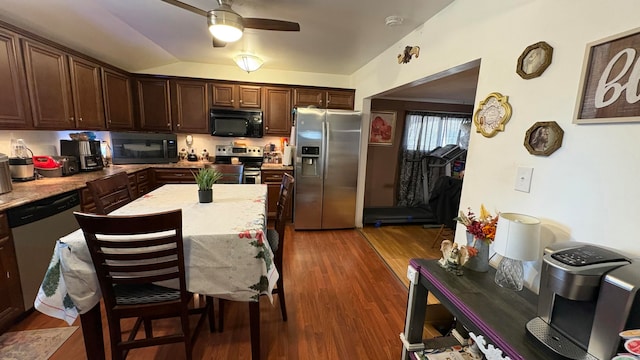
9;224;412;359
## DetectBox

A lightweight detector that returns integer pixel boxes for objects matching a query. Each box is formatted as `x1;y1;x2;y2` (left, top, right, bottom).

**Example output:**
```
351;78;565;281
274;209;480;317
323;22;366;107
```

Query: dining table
34;183;277;360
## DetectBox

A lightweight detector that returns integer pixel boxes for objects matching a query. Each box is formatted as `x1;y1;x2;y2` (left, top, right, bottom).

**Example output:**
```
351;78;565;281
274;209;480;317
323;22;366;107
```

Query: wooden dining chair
206;164;244;184
74;209;214;360
266;173;294;321
218;173;294;332
86;171;135;214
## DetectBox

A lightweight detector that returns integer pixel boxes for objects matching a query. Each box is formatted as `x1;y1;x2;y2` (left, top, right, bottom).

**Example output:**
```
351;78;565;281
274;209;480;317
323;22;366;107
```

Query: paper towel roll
283;145;293;166
289;126;296;146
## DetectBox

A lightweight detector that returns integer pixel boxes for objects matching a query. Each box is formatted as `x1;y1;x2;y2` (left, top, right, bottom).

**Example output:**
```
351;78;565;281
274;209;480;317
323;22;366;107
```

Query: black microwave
210;108;263;138
110;132;178;164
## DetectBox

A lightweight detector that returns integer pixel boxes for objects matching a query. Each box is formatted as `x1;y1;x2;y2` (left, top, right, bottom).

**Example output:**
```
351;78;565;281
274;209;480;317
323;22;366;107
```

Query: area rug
0;326;78;360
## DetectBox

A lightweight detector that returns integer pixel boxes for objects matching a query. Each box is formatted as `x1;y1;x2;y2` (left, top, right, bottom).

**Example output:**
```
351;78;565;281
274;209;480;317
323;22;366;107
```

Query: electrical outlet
515;167;533;193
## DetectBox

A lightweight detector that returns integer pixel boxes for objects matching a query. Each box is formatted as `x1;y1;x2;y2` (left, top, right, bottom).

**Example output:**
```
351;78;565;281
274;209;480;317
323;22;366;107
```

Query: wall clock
473;92;512;138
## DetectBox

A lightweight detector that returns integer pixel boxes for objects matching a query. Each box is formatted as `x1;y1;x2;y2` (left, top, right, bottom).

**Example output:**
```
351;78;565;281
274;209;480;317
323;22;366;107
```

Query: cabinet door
102;68;134;130
263;86;292;136
136;78;171;131
0;212;24;333
0;28;31;129
326;90;355;110
68;56;105;129
172;79;209;133
211;83;236;108
238;85;261;108
153;168;197;185
293;88;323;108
22;39;74;129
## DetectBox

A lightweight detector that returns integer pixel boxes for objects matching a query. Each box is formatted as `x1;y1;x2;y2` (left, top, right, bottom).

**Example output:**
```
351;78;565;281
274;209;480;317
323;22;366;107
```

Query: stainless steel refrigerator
294;108;362;229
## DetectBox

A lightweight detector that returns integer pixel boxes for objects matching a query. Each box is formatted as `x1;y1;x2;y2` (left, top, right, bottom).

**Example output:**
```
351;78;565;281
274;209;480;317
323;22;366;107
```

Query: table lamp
493;213;541;291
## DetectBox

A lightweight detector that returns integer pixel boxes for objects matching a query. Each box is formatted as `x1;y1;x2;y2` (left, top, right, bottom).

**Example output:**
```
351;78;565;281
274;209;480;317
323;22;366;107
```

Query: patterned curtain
397;112;471;206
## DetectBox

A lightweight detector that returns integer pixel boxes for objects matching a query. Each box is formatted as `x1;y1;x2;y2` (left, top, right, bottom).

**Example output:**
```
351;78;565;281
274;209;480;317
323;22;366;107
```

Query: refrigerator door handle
323;120;330;180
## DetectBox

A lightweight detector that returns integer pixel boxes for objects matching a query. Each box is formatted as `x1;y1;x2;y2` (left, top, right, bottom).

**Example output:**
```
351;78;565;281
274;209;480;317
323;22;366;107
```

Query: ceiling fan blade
161;0;208;17
212;37;227;48
244;18;300;31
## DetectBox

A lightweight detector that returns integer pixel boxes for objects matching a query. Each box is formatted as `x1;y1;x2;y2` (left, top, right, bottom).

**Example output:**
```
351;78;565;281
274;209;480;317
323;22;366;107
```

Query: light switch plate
515;167;533;192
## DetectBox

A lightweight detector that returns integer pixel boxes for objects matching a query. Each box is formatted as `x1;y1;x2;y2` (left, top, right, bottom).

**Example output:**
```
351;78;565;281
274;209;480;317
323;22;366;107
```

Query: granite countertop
0;161;294;212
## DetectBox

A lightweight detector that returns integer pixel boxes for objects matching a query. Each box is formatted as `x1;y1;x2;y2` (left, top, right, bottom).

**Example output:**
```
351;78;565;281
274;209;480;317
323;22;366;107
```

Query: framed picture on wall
369;111;396;146
574;27;640;124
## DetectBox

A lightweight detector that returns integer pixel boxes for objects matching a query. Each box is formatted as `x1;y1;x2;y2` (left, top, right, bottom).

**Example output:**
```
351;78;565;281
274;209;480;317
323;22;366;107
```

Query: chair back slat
74;210;187;307
273;173;294;259
86;172;135;214
207;164;244;184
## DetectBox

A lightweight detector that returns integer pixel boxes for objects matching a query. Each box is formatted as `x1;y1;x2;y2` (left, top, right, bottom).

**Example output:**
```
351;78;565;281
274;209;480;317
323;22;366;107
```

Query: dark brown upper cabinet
22;39;73;129
171;79;209;133
0;28;31;129
211;83;261;109
22;39;105;130
102;68;134;130
293;87;355;110
262;86;292;136
68;55;105;129
135;77;172;132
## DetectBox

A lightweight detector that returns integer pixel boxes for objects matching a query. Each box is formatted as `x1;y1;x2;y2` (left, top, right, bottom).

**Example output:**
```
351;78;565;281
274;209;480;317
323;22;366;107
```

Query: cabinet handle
177;123;181;127
175;173;184;176
79;117;83;122
265;126;269;130
167;123;171;127
108;119;112;124
231;99;235;103
69;116;74;122
239;99;243;103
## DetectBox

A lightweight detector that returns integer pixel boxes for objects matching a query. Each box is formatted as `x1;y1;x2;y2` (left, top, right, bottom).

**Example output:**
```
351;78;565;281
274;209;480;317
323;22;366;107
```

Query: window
403;112;471;151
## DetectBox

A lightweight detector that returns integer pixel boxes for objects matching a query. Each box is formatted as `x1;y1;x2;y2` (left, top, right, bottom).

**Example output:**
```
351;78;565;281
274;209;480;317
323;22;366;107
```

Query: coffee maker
526;242;640;360
60;140;103;171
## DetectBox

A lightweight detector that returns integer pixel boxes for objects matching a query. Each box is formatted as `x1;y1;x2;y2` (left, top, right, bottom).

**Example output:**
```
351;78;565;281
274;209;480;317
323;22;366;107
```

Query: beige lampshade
493;213;541;261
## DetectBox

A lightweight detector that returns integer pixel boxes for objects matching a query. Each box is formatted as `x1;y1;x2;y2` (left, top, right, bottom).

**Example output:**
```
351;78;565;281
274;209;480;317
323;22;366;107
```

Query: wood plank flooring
9;224;415;359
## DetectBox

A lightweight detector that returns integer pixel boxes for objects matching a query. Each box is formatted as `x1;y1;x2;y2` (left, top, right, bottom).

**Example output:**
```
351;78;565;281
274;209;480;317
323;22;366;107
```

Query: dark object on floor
363;176;462;228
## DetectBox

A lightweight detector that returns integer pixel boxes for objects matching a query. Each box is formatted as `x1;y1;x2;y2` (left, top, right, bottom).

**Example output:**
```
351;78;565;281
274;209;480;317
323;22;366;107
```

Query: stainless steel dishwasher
7;190;81;310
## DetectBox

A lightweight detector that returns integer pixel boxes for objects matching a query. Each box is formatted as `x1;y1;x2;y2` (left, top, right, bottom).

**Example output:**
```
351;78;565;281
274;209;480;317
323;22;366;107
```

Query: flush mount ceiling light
208;9;244;42
385;15;404;27
234;54;264;73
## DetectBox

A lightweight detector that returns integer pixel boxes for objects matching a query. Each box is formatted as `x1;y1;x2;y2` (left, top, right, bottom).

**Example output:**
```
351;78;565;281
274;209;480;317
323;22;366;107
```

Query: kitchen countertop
0;161;294;212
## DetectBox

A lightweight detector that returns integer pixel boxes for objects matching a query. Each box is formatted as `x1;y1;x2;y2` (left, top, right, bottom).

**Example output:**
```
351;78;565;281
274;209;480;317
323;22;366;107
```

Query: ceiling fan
161;0;301;48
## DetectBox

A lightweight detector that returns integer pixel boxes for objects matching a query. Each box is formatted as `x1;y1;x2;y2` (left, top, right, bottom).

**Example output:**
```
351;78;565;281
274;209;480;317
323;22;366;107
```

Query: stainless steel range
214;145;263;184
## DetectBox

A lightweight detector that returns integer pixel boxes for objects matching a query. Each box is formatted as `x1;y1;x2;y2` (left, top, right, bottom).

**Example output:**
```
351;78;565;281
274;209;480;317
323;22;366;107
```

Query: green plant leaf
192;168;223;190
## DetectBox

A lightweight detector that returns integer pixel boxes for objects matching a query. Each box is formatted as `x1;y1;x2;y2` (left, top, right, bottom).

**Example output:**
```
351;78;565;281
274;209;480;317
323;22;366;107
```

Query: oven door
243;169;261;184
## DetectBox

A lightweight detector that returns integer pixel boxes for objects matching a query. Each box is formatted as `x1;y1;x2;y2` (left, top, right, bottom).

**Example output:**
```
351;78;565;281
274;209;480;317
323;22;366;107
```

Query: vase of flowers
455;205;499;272
193;168;222;203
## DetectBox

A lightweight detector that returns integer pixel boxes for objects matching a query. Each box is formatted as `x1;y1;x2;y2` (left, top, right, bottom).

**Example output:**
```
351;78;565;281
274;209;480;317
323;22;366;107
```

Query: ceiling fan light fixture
208;10;244;42
234;54;263;73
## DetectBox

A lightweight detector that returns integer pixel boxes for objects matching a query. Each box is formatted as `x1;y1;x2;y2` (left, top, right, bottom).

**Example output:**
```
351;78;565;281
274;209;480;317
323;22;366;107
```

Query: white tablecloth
34;184;277;325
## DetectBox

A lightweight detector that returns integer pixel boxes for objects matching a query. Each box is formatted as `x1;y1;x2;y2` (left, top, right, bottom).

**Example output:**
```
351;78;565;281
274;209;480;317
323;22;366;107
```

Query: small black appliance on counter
60;140;103;171
526;242;640;360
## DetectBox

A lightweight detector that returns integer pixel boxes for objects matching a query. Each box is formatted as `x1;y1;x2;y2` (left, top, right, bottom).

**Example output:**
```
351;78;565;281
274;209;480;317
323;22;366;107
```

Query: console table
401;258;562;360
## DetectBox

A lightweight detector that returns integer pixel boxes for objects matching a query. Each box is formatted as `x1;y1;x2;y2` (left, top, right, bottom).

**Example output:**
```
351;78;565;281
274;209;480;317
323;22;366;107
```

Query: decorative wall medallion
516;41;553;79
524;121;564;156
473;92;512;137
397;46;420;64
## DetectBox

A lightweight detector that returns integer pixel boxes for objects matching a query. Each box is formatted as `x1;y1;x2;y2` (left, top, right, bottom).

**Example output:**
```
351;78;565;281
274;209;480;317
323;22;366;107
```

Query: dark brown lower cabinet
0;212;24;334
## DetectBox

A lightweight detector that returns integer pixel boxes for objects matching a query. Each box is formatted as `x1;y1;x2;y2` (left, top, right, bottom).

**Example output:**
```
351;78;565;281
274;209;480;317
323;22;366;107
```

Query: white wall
352;0;640;291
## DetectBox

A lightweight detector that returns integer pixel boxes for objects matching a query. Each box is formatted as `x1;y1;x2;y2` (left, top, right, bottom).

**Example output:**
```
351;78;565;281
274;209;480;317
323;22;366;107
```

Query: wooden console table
401;258;563;360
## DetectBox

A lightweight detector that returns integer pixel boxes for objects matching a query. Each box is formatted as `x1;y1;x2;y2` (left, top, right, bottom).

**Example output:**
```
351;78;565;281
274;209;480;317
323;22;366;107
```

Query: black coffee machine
526;242;640;360
60;140;103;171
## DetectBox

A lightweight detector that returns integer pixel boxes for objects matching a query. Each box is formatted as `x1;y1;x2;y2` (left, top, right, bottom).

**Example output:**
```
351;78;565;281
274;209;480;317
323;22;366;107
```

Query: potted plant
193;168;222;203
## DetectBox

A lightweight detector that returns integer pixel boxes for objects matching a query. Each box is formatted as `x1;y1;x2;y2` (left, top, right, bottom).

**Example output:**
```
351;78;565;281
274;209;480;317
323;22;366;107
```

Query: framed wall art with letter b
574;27;640;124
